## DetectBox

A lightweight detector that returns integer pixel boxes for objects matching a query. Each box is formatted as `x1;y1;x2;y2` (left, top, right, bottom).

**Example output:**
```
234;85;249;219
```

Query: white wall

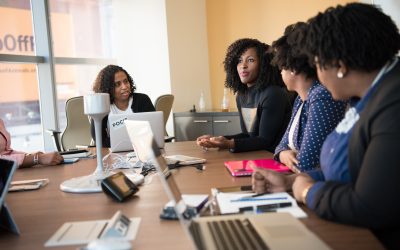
362;0;400;56
363;0;400;29
111;0;211;135
112;0;171;99
165;0;211;112
112;0;173;133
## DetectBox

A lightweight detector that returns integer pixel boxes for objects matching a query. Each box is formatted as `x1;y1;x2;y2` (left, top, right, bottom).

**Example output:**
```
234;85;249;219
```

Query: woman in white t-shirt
90;65;155;147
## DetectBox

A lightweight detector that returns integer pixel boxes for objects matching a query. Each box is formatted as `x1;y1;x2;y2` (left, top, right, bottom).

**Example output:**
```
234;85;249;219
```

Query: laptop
125;121;207;216
0;159;20;234
124;121;330;250
108;111;164;152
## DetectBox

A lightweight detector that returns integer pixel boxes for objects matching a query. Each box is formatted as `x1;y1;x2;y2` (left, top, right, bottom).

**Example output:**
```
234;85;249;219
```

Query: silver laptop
0;159;20;234
108;111;164;152
125;121;330;250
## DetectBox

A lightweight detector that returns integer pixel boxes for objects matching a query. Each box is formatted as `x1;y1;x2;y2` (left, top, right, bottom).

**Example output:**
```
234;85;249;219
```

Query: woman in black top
90;65;155;147
197;38;292;152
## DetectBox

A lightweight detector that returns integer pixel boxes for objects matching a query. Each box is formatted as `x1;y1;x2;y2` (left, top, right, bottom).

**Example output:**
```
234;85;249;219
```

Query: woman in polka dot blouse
271;22;347;172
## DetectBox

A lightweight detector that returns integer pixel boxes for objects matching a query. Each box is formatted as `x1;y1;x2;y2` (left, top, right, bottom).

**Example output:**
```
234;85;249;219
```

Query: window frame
0;0;115;151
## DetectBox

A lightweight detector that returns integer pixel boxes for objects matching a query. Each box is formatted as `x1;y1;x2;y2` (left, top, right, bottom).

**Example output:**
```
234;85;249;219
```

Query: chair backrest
154;94;174;136
61;96;92;150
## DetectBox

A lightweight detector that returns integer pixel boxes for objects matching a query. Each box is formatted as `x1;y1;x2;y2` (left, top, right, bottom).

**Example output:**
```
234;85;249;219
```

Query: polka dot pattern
275;82;347;172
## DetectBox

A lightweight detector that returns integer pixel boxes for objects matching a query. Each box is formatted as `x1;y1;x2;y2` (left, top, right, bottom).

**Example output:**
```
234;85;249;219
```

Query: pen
198;197;216;216
230;197;287;202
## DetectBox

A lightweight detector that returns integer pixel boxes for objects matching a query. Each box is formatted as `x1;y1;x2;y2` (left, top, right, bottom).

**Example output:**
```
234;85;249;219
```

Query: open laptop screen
124;120;184;213
0;159;19;234
108;111;164;152
0;159;17;206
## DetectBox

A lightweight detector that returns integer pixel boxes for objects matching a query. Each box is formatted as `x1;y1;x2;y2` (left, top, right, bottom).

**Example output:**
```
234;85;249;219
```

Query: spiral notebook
224;158;291;177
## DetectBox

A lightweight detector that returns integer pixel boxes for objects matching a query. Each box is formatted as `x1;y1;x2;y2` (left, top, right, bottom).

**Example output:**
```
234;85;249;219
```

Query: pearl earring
337;71;344;78
290;71;295;75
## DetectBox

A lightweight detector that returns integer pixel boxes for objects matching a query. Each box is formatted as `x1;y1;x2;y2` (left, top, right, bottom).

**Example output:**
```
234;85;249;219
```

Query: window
0;1;33;56
49;0;114;58
49;0;116;134
0;0;115;152
54;64;105;132
0;1;40;151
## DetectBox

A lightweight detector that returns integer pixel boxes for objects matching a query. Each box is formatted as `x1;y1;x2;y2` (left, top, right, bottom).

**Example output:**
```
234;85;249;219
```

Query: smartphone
63;158;79;164
9;178;49;192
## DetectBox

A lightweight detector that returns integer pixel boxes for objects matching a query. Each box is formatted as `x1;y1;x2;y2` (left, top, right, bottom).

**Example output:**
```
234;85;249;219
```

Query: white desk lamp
60;93;110;193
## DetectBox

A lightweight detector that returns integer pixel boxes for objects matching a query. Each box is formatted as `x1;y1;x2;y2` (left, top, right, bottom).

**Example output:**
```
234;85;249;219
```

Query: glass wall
54;64;104;131
49;0;116;133
0;1;40;151
49;0;114;58
0;0;115;151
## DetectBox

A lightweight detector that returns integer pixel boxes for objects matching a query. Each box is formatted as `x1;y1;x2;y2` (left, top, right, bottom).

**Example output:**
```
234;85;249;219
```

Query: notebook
0;159;20;234
108;111;164;152
124;121;329;250
225;158;291;177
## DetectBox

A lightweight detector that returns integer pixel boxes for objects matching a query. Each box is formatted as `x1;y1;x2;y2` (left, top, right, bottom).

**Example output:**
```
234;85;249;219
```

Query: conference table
0;141;384;249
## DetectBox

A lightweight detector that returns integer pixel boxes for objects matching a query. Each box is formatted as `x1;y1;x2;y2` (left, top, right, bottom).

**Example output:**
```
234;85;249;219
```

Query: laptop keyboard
206;219;269;250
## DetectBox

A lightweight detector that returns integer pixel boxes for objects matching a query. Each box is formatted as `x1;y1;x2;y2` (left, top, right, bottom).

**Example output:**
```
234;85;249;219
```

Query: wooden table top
0;141;384;250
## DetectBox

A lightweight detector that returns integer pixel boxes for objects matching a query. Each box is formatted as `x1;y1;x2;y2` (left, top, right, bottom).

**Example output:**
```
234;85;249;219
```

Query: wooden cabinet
173;111;241;141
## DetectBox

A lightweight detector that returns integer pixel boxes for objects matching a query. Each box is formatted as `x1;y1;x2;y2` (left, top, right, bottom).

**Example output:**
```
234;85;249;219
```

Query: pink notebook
224;159;291;177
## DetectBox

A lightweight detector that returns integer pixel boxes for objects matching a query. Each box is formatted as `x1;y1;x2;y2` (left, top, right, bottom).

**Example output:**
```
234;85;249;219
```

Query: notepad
45;215;140;247
224;158;291;177
215;191;307;218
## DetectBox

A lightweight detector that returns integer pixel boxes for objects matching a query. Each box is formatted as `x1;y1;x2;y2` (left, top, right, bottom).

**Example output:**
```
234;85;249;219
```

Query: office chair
48;96;93;151
154;94;175;142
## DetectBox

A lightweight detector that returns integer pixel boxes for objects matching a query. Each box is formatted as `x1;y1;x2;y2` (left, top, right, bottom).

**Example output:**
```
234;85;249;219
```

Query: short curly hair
271;22;317;79
305;3;400;71
92;65;136;104
223;38;284;94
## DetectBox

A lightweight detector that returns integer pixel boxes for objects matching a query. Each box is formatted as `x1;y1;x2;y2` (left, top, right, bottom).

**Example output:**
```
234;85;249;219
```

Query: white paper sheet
164;194;209;209
216;192;307;218
44;217;140;247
